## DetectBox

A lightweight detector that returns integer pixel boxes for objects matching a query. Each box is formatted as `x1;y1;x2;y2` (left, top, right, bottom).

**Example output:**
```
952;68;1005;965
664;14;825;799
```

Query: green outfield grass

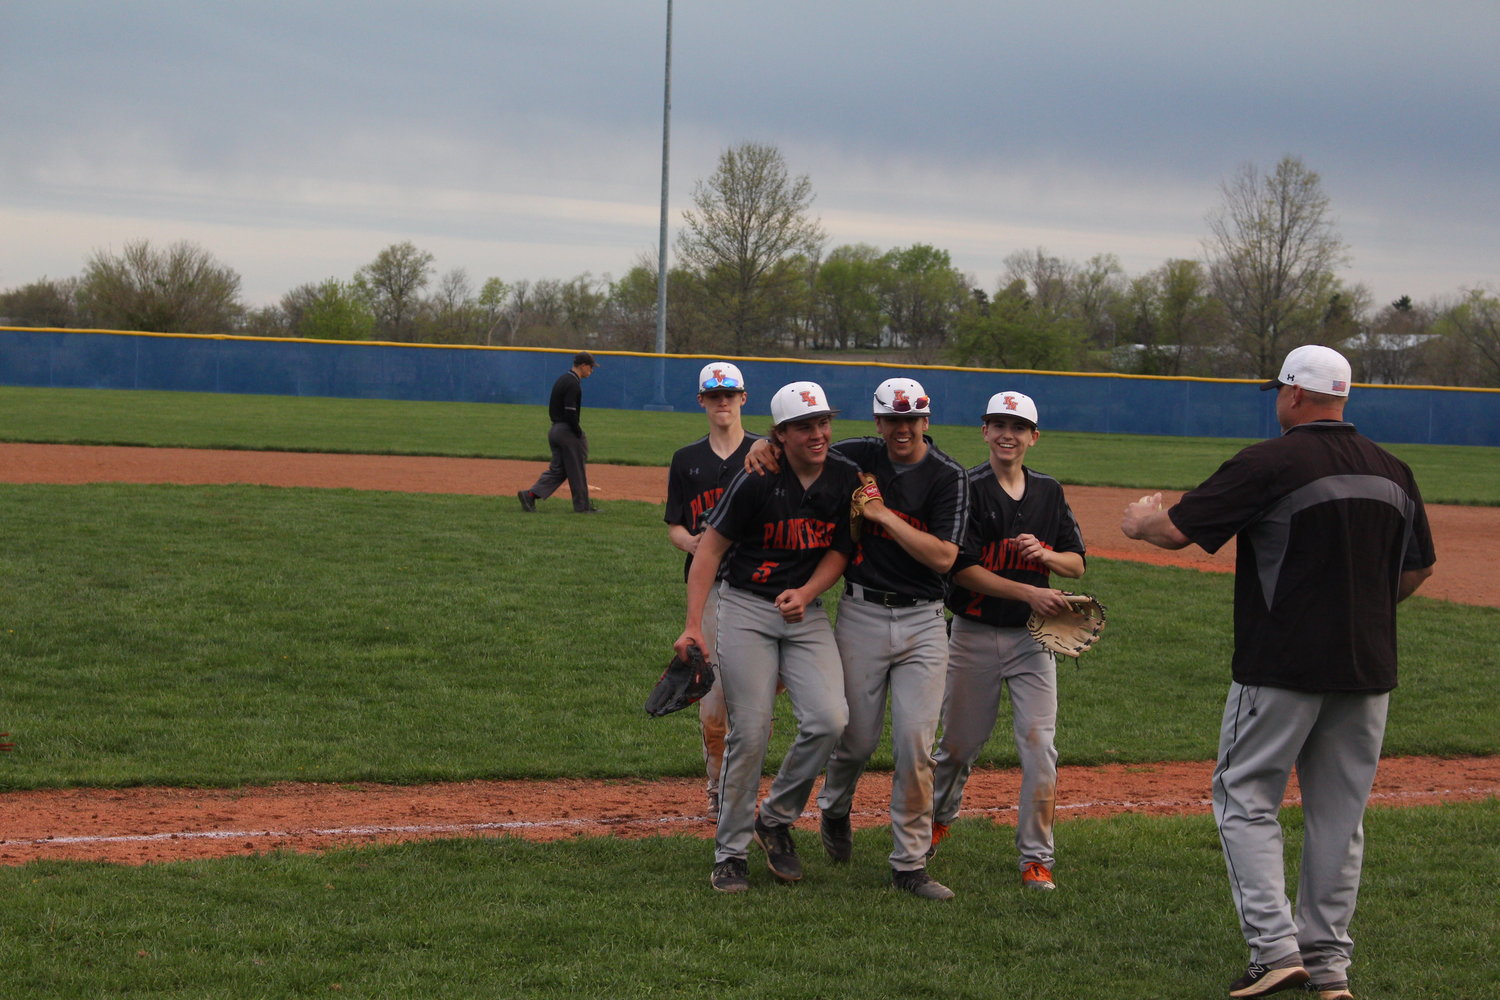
1;487;1493;790
1;386;1494;503
2;802;1495;999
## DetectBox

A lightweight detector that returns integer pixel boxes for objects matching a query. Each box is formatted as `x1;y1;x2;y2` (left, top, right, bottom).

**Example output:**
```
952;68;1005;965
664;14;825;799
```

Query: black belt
846;583;928;608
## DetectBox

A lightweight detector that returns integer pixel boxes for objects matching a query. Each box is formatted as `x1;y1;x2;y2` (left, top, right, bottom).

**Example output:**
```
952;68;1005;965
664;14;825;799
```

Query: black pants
528;423;591;510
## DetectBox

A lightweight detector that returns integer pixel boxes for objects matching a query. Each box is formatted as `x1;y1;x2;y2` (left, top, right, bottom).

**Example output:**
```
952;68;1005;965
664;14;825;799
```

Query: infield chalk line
12;784;1493;850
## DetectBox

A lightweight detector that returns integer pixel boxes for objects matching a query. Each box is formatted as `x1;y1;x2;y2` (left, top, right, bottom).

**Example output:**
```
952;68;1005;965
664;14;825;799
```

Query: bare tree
676;141;825;353
1351;295;1434;384
1433;288;1500;386
77;239;242;333
1003;248;1075;316
1204;156;1350;377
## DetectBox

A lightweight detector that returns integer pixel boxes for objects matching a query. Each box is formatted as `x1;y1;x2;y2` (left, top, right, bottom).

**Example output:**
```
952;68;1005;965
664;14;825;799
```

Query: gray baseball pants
711;583;847;864
932;616;1058;870
817;595;948;869
1212;682;1389;984
528;423;591;510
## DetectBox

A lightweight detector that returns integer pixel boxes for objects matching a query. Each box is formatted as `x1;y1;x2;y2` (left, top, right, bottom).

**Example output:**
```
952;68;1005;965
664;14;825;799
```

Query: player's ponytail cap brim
1260;344;1351;396
984;390;1039;428
771;380;839;427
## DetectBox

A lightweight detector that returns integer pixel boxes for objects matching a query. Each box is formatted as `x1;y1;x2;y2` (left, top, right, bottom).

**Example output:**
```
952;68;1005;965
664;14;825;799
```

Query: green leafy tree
356;241;434;341
676;141;825;353
879;243;969;363
1115;259;1223;375
76;239;242;333
599;263;659;350
948;278;1075;371
282;279;375;341
0;276;79;327
812;244;885;351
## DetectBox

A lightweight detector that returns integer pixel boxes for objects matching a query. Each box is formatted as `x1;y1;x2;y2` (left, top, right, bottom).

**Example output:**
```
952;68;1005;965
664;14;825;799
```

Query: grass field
2;804;1495;999
1;385;1496;998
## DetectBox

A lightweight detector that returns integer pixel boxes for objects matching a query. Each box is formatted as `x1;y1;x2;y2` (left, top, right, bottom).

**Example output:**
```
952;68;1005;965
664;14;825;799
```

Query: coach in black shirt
1121;345;1435;1000
518;352;599;514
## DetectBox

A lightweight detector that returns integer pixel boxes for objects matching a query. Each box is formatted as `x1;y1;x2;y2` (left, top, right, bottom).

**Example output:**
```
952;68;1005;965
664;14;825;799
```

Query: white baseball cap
1260;344;1351;397
770;380;838;427
697;361;745;392
872;377;931;416
984;391;1039;428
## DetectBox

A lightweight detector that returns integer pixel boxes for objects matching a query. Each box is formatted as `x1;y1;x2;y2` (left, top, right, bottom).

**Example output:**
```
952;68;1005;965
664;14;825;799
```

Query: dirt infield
1;442;1495;866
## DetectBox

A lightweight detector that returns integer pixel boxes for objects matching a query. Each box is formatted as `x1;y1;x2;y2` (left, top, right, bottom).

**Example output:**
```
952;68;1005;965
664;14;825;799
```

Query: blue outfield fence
3;327;1497;448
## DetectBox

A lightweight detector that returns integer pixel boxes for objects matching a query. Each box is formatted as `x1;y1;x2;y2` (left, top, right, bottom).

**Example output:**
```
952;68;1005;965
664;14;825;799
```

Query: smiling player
675;381;862;893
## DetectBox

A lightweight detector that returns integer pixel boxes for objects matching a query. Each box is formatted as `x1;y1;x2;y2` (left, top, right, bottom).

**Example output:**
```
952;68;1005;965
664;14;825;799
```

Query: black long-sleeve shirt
548;370;584;435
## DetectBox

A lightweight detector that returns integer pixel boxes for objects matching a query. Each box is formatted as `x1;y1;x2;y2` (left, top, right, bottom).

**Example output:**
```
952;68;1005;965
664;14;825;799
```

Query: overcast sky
3;1;1496;311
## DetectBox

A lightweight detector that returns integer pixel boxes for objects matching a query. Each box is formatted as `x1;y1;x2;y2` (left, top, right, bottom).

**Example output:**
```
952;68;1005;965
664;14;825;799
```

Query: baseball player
664;362;763;820
813;377;969;900
930;390;1086;892
674;381;861;894
1121;345;1436;999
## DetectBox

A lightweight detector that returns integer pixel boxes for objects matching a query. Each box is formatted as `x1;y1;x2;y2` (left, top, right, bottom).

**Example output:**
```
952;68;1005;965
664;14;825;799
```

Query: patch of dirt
1;442;1494;866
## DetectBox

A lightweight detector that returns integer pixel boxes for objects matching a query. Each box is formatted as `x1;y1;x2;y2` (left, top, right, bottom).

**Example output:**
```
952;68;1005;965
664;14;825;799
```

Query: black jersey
547;370;584;434
1169;420;1436;693
832;436;969;602
705;451;862;599
664;432;765;580
945;465;1086;628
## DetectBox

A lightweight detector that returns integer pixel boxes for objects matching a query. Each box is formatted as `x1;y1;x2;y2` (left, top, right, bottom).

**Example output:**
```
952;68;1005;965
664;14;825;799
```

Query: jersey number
751;561;780;583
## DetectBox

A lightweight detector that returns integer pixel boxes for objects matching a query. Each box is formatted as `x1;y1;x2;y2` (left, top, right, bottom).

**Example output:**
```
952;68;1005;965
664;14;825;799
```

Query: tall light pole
646;0;674;411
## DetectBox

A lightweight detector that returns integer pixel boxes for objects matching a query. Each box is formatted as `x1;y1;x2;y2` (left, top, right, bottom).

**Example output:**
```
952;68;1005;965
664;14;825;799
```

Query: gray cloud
2;0;1495;307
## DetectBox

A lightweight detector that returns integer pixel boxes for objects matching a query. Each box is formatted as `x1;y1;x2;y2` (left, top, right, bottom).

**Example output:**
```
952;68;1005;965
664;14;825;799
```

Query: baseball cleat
891;866;955;900
710;858;749;893
516;490;536;513
1301;981;1353;999
752;814;803;881
926;820;950;859
819;812;852;863
1021;861;1056;891
1228;961;1311;997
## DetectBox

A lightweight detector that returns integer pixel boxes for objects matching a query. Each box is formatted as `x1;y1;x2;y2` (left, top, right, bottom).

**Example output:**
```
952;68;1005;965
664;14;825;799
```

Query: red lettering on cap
1004;396;1019;410
800;390;818;406
893;389;908;404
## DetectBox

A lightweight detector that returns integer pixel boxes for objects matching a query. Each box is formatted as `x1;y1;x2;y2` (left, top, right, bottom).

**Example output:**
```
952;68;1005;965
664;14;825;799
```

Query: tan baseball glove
849;472;882;541
1026;593;1107;658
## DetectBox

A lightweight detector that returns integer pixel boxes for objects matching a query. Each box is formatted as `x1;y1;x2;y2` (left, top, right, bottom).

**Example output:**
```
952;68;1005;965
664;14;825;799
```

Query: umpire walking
1121;345;1436;1000
519;352;599;514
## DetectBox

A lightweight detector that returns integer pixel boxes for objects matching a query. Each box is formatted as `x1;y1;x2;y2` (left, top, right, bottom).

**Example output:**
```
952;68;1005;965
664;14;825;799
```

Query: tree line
3;146;1496;387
